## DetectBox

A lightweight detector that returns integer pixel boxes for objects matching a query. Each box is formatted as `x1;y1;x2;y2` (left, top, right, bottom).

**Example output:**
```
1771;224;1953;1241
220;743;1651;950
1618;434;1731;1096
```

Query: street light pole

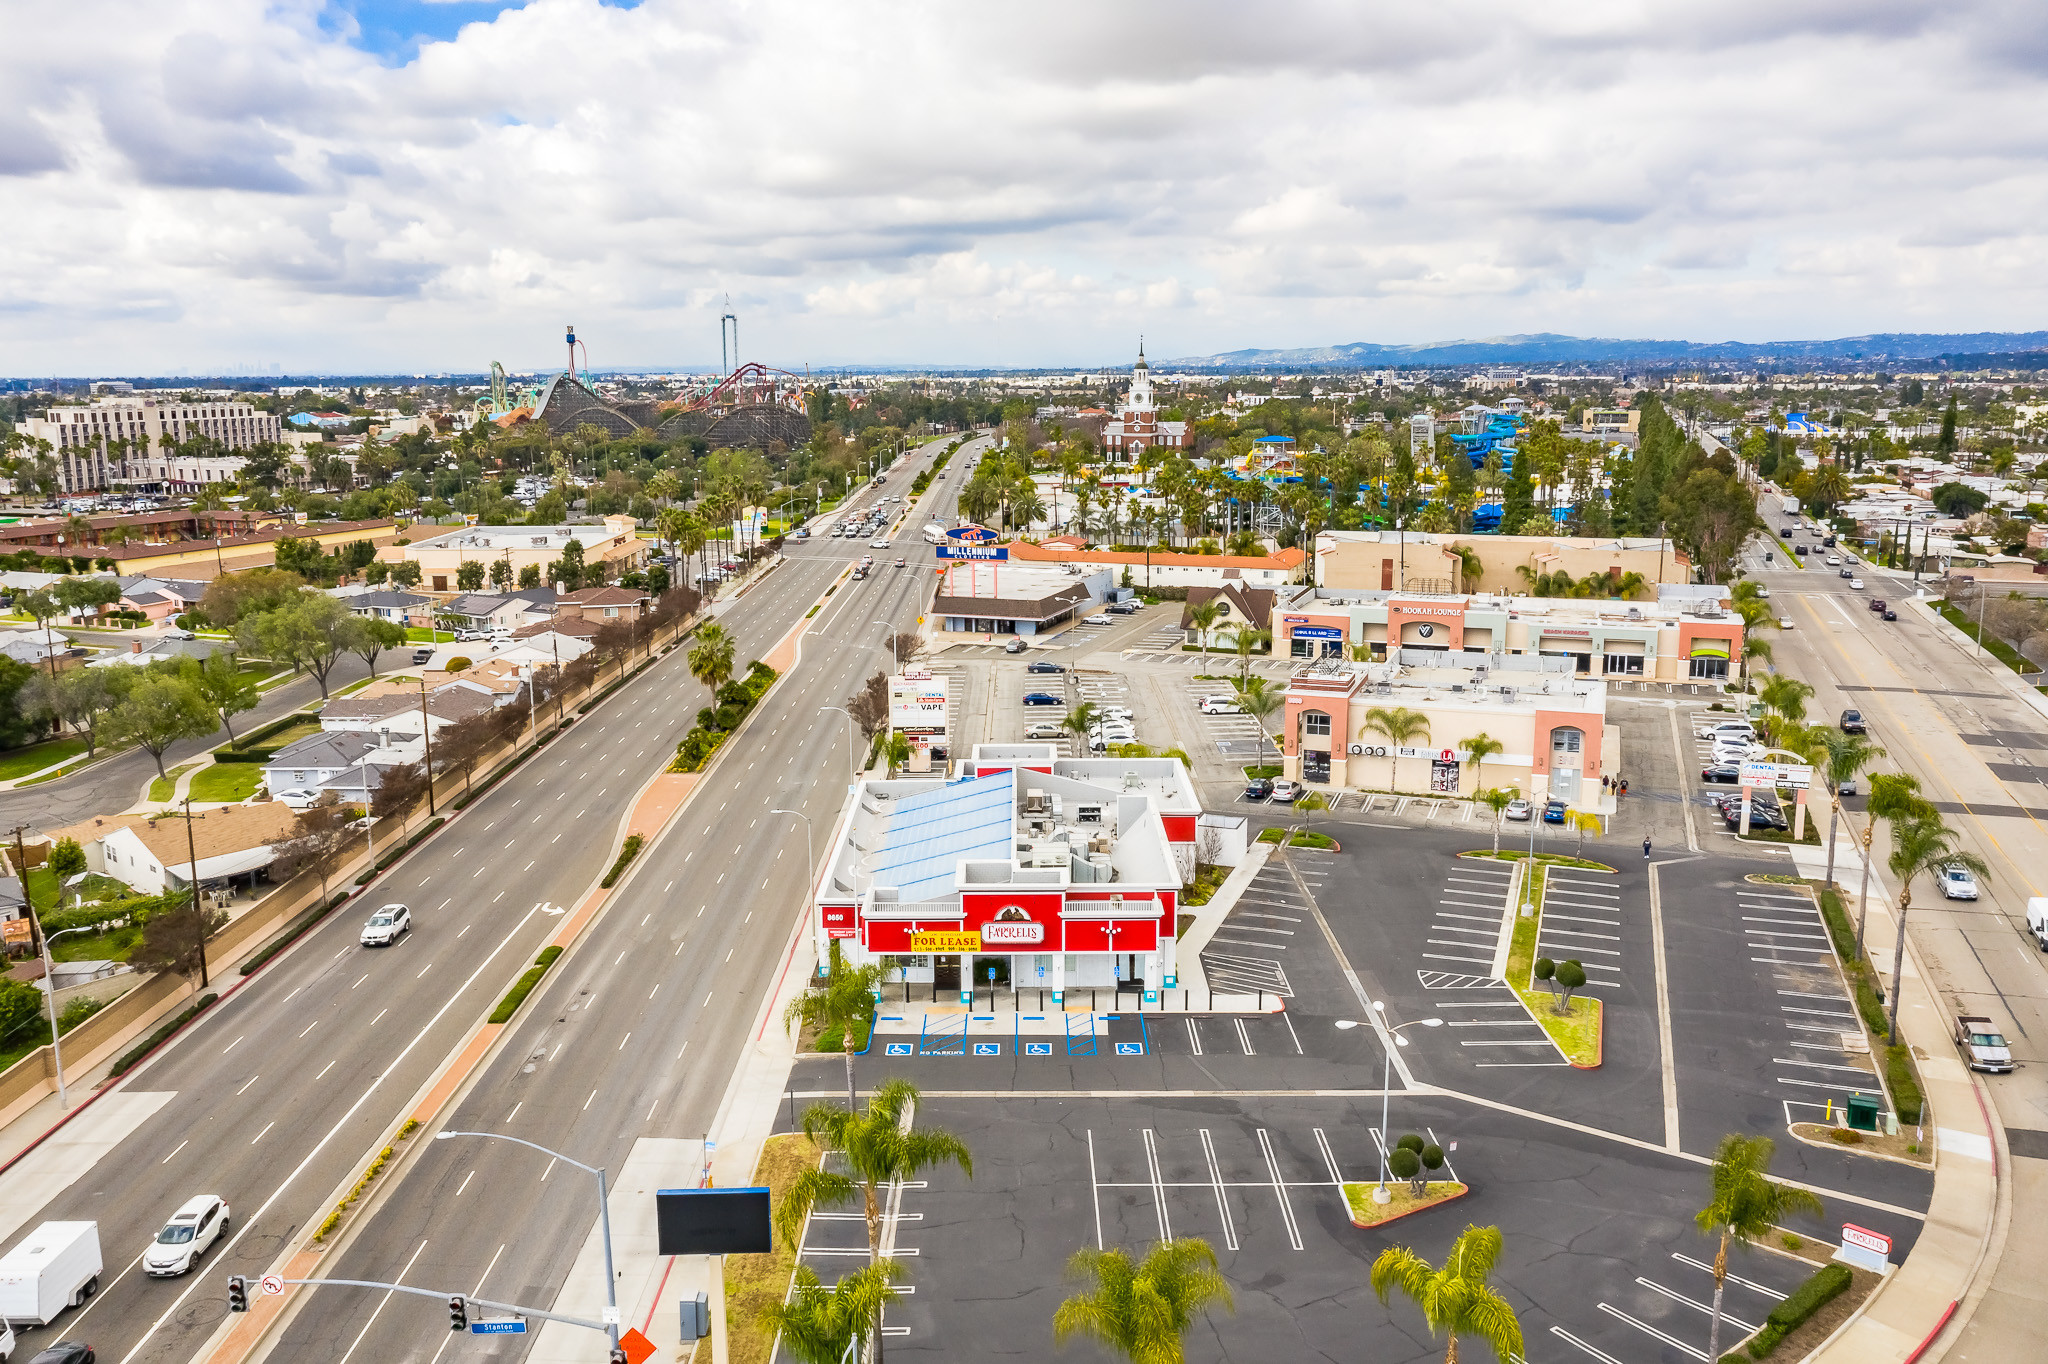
1336;1005;1442;1203
437;1130;619;1352
37;923;92;1108
820;706;857;776
871;619;900;670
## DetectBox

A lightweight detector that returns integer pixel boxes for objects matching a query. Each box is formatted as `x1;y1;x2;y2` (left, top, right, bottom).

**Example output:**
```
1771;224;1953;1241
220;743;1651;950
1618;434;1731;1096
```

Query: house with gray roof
347;591;432;624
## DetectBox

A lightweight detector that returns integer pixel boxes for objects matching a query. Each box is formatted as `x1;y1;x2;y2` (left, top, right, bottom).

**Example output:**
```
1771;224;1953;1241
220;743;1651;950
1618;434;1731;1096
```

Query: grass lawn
243;719;321;751
1505;862;1604;1066
52;923;143;963
148;761;202;803
1342;1181;1468;1227
188;764;262;803
404;627;455;643
1241;764;1282;779
725;1132;825;1364
0;736;90;782
1462;849;1615;871
1257;828;1338;849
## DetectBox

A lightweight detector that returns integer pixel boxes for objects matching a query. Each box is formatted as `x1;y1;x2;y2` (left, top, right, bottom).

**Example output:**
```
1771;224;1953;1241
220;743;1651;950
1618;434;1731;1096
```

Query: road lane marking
223;1035;245;1052
250;1121;275;1144
236;1074;260;1095
161;1140;188;1163
335;1238;431;1364
457;1170;474;1196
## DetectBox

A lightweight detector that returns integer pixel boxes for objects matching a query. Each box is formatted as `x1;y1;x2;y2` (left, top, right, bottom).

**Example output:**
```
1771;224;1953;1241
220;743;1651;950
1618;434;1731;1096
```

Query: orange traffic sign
617;1328;656;1364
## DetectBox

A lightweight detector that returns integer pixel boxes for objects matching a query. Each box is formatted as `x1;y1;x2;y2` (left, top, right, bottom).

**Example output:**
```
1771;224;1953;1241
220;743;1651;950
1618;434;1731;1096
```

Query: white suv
361;904;411;946
145;1195;229;1277
1199;696;1243;715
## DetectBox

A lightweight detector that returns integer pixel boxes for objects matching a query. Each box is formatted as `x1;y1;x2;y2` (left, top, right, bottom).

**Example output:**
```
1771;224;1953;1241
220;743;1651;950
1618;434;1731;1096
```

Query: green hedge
672;662;778;772
600;835;644;889
110;992;218;1077
211;749;281;764
1816;886;1925;1124
353;817;446;884
1730;1262;1851;1359
489;945;563;1024
236;711;319;748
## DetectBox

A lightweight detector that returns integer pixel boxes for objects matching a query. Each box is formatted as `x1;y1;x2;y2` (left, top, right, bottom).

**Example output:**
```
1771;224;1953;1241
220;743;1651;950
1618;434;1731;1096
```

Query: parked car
1504;798;1533;822
361;904;411;946
1822;535;1837;547
1023;722;1065;739
24;1345;94;1364
1722;793;1787;831
1026;661;1065;674
1839;709;1866;734
1941;864;1980;900
1199;696;1243;714
1022;692;1063;706
1710;740;1760;764
1244;778;1274;801
1107;600;1141;614
1701;763;1742;784
1542;799;1567;824
143;1196;229;1278
411;647;435;665
1270;780;1303;803
1078;614;1114;627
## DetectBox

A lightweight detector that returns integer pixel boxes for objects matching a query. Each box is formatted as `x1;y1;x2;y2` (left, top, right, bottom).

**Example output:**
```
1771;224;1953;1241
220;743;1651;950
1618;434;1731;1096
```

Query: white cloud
3;0;2047;373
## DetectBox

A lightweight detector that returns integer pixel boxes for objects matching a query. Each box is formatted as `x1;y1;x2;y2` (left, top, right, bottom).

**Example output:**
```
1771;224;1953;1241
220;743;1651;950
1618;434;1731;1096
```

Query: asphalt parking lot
774;1092;1909;1364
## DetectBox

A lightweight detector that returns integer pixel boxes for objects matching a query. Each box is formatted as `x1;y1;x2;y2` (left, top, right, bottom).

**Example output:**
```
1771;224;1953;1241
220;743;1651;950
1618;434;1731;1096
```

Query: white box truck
2027;897;2048;951
1779;494;1801;516
0;1222;101;1328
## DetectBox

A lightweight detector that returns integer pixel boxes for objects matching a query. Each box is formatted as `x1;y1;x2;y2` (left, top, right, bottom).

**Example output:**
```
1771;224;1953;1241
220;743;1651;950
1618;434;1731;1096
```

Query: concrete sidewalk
1783;843;2001;1364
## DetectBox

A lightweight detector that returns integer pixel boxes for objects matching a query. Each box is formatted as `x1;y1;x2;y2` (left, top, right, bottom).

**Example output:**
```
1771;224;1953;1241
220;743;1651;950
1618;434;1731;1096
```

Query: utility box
1846;1092;1880;1132
680;1291;709;1341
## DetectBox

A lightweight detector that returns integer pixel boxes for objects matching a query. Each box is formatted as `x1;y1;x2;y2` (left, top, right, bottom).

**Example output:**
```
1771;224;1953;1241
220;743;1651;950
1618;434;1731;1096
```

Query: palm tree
1062;701;1102;752
1757;675;1814;741
775;1079;973;1361
1053;1238;1233;1364
1233;676;1283;772
784;939;887;1110
1371;1223;1524;1364
1222;624;1269;685
1185;598;1222;650
687;621;735;694
1478;788;1515;855
1360;705;1431;794
1814;731;1884;888
1567;810;1603;855
1457;732;1505;793
1883;814;1988;1043
1857;772;1934;956
759;1261;904;1364
1695;1135;1823;1364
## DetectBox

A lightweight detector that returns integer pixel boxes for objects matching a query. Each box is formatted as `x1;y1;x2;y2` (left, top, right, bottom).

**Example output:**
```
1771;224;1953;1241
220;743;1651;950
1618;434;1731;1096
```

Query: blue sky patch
321;2;635;63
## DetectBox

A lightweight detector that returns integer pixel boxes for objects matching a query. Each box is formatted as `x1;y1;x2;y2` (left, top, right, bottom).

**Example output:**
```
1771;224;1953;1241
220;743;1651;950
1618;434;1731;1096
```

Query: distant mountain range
1159;331;2048;370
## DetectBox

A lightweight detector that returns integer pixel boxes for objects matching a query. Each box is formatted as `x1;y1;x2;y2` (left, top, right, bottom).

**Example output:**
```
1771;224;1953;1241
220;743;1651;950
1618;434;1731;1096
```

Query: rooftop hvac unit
1076;803;1104;824
1087;852;1114;879
1451;684;1465;693
1025;788;1049;813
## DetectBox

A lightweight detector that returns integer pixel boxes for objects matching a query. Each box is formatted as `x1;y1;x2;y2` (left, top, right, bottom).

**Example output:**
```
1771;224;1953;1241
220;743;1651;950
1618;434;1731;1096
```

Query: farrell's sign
979;920;1046;946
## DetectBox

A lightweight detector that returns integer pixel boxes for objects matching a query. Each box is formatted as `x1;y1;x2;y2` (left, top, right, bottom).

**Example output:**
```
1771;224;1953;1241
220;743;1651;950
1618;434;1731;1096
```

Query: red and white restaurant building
810;745;1216;1004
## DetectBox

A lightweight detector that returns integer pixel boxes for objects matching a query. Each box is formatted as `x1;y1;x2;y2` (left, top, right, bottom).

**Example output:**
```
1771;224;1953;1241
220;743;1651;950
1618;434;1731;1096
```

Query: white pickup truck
1954;1014;2014;1074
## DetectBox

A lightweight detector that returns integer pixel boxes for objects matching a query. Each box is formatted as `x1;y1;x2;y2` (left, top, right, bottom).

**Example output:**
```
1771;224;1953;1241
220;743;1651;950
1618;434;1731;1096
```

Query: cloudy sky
6;0;2047;375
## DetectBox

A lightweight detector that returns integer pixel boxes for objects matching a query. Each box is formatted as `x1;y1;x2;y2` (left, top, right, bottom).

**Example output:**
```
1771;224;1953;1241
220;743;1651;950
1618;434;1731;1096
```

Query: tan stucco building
1314;529;1690;596
387;515;646;594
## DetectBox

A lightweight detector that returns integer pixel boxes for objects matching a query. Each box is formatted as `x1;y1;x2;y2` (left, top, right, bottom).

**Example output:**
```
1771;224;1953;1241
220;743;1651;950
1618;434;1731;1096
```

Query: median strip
488;945;563;1024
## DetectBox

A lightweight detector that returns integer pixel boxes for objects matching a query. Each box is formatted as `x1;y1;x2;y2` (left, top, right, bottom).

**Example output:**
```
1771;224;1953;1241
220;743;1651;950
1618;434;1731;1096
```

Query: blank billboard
655;1187;773;1256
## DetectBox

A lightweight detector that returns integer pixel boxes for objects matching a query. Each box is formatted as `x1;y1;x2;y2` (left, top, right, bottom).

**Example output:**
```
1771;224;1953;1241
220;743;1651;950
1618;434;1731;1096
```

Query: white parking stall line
1637;1278;1758;1332
1142;1129;1174;1241
1255;1129;1305;1251
1669;1253;1787;1297
1198;1130;1240;1252
1597;1303;1709;1361
1550;1327;1630;1364
1185;1018;1204;1056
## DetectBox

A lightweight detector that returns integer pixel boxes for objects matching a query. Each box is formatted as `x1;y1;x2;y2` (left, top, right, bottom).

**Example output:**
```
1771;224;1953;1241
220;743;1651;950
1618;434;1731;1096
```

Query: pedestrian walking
1602;775;1611;791
1643;836;1652;860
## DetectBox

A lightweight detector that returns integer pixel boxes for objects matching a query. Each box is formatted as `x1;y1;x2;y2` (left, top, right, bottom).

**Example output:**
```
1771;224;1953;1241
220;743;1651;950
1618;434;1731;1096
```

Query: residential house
319;684;496;741
436;593;546;633
55;804;300;896
88;636;237;669
1179;583;1278;648
389;517;647;594
555;587;651;622
347;590;433;626
262;730;408;810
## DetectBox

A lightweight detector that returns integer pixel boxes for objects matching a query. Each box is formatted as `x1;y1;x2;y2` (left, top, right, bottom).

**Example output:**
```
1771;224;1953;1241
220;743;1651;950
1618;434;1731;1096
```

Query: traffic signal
226;1277;248;1313
449;1295;468;1332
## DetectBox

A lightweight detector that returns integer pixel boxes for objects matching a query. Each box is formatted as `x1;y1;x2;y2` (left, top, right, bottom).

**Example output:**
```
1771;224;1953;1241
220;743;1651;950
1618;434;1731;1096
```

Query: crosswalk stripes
1538;870;1624;990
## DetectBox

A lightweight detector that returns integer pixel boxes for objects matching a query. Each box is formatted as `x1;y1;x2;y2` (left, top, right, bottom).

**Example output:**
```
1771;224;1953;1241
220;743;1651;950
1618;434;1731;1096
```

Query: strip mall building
1268;587;1747;684
811;746;1212;1002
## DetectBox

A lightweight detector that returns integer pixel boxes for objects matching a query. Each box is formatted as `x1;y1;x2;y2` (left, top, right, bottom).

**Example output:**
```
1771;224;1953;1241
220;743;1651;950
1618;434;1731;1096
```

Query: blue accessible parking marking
1116;1042;1145;1056
885;1043;913;1056
973;1042;1002;1056
1023;1042;1053;1056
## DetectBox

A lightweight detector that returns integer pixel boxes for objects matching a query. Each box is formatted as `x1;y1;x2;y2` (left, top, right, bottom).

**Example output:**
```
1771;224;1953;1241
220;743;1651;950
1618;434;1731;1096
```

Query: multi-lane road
0;432;982;1364
1748;503;2048;1357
